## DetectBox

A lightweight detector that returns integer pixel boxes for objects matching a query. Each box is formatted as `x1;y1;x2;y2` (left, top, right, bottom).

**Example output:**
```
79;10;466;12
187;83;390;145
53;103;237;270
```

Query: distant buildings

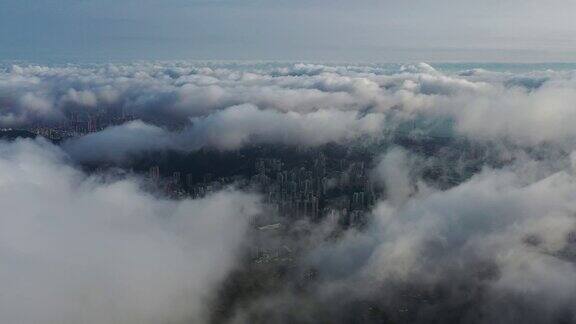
149;166;160;181
144;149;378;227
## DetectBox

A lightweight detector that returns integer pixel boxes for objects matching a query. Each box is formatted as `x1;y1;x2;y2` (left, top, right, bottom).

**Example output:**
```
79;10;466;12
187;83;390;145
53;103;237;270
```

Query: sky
5;5;576;320
1;0;576;62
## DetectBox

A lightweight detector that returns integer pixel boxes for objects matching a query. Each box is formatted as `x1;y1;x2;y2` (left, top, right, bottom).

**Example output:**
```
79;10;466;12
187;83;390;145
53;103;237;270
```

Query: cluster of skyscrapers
148;149;378;227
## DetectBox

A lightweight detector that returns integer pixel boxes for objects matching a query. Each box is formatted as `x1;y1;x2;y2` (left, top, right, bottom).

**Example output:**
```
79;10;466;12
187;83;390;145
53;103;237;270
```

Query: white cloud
7;62;576;322
63;120;176;162
63;104;385;162
0;138;261;324
238;150;576;322
3;62;576;148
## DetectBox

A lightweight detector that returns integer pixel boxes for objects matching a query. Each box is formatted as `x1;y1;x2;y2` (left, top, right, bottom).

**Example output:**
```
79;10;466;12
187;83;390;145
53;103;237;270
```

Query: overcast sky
1;0;576;62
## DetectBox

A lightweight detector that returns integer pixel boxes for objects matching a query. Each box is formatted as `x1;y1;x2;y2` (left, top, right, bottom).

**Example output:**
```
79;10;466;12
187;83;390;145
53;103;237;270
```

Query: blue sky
1;0;576;62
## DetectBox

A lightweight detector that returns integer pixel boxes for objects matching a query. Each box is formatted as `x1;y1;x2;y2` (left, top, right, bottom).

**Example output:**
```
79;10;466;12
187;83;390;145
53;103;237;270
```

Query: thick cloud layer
5;62;576;161
6;62;576;323
0;138;260;324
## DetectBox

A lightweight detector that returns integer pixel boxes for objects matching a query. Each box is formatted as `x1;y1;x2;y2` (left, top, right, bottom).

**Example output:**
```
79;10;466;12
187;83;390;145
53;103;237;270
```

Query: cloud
0;138;261;324
6;62;576;323
62;120;176;162
0;62;375;127
5;62;576;149
225;149;576;323
63;104;385;162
